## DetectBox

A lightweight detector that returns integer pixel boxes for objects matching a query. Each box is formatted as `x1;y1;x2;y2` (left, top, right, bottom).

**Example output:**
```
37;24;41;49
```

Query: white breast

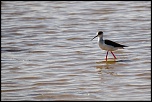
99;41;118;51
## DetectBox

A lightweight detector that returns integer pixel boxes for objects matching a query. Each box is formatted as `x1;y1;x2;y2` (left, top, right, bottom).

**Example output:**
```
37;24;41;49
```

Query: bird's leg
105;51;109;61
111;51;117;59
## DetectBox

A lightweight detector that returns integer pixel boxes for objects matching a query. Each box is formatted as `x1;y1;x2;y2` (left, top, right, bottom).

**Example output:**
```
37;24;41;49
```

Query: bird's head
91;31;103;41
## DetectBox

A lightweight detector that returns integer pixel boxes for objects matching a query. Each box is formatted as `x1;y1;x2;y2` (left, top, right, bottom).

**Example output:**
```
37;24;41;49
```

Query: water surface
1;1;151;101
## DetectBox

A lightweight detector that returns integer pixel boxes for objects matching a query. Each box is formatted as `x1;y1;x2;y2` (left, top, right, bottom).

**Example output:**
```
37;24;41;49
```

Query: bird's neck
98;37;103;42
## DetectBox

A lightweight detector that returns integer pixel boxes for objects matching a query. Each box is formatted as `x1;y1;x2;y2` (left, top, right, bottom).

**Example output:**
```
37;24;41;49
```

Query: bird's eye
98;31;103;35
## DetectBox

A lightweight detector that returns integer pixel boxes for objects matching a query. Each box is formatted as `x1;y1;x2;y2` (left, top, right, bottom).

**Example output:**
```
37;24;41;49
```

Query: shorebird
91;31;127;61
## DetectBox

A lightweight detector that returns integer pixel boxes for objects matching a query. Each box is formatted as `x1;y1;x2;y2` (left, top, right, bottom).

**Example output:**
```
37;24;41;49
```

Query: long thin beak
91;35;98;41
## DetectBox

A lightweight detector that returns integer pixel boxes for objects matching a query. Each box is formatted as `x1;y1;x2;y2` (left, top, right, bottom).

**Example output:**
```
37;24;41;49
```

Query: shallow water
1;1;151;101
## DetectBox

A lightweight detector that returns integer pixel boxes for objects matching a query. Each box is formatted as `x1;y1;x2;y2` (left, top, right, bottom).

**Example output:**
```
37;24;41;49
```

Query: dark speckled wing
104;40;127;48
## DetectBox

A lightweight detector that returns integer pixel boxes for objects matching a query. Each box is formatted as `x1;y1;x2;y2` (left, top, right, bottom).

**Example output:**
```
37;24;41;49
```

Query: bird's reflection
95;58;117;75
95;58;131;75
96;58;116;65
